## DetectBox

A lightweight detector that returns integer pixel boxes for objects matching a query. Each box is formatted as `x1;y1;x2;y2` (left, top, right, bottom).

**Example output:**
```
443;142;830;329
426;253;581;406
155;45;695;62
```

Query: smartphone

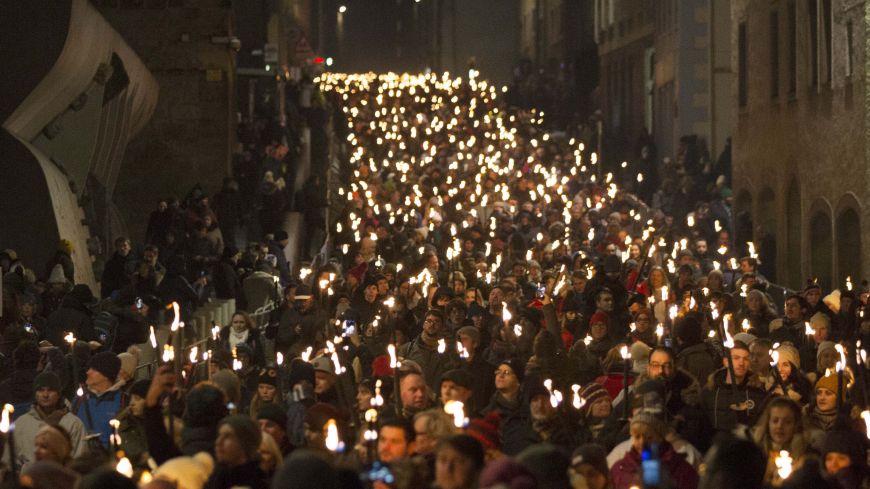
344;319;356;336
536;285;546;298
663;337;673;349
363;462;395;485
135;297;144;310
642;446;661;487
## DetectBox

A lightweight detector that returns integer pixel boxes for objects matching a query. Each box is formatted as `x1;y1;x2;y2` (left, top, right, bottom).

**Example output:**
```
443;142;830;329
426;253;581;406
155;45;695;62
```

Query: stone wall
731;0;869;289
98;2;237;243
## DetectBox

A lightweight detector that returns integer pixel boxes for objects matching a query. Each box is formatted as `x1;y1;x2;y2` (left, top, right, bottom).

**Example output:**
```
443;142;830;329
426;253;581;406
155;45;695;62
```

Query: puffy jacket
73;383;127;447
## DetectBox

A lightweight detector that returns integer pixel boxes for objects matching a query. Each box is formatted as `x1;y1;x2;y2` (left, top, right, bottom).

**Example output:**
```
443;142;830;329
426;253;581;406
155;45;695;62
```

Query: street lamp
338;5;347;13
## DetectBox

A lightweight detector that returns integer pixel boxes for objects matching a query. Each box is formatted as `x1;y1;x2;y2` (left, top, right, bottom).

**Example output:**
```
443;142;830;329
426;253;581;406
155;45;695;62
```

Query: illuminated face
630;422;662;454
784;299;803;321
440;380;472;404
647;351;675;380
805;288;822;306
816;387;837;411
767;406;796;445
258;383;277;402
400;374;428;409
826;452;852;475
728;348;750;378
378;426;410;463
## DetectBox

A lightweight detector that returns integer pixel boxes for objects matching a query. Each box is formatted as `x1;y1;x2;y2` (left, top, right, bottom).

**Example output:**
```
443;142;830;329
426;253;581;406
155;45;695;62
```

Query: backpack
92;311;118;352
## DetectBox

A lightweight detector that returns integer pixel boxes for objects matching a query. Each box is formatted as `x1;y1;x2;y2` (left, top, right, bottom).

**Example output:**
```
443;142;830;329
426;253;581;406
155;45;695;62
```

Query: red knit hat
466;412;500;450
589;311;610;327
371;355;394;378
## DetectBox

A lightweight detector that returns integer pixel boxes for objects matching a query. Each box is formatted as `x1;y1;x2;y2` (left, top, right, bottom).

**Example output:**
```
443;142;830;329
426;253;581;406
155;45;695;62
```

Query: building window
770;11;780;98
809;0;818;88
739;22;748;107
788;2;797;95
846;21;853;77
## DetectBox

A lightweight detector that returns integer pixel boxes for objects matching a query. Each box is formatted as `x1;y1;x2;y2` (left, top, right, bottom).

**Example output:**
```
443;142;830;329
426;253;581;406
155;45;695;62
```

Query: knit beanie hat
218;415;261;459
589;311;610;327
154;452;215;489
117;346;141;379
579;382;610;417
498;358;525;383
631;409;670;439
256;403;288;429
817;341;837;361
466;412;500;450
776;344;801;369
371;355;394;378
258;367;279;387
630;341;652;375
33;372;62;393
571;443;609;477
815;373;843;400
88;351;121;383
21;461;79;489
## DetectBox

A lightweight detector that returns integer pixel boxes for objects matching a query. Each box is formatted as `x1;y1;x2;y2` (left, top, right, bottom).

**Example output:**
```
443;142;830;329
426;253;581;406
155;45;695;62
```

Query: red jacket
610;442;698;489
595;372;634;400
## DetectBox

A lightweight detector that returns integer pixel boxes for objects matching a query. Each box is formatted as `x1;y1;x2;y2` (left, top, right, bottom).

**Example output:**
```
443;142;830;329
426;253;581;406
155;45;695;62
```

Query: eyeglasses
494;369;515;377
424;318;442;324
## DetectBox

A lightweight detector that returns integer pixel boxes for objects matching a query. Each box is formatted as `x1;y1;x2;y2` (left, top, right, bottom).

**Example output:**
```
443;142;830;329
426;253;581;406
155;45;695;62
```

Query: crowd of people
0;69;867;489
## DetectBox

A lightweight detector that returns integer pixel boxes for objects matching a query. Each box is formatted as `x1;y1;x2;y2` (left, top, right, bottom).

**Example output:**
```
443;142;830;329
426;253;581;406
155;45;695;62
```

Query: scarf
812;406;838;431
229;328;249;350
34;404;69;426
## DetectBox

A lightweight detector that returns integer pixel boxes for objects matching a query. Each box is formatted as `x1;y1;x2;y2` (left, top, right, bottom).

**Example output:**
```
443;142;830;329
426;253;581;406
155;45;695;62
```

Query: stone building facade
730;0;868;290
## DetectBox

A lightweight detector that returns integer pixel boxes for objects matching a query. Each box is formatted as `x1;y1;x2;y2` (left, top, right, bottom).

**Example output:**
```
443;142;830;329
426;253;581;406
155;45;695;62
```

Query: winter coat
483;392;536;456
701;367;767;433
398;335;460;391
116;406;149;467
610;442;698;489
461;354;496;417
213;259;242;303
101;252;136;298
607;435;703;469
45;294;96;346
73;383;128;447
219;326;266;367
14;404;86;471
676;342;717;387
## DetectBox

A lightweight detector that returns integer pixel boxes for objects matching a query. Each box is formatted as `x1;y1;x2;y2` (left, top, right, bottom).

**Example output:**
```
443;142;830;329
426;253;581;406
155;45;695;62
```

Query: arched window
836;207;861;288
785;179;801;289
809;211;833;291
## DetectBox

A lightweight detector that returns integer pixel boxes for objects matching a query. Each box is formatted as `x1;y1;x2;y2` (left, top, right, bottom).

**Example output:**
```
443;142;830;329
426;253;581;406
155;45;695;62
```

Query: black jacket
101;252;136;298
45;294;96;346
